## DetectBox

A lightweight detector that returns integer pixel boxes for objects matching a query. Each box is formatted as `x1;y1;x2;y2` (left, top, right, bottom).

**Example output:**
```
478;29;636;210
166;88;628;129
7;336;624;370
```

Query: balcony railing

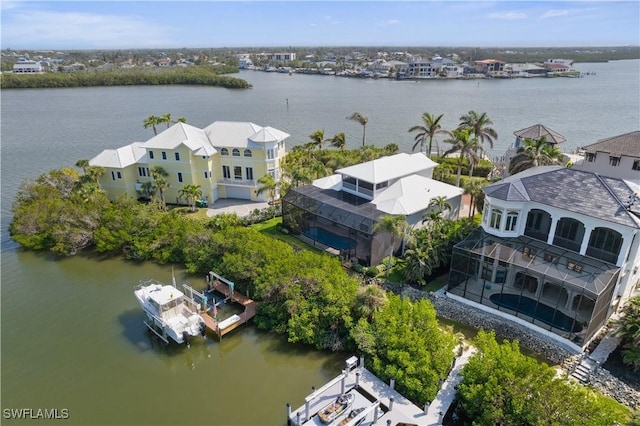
219;178;256;186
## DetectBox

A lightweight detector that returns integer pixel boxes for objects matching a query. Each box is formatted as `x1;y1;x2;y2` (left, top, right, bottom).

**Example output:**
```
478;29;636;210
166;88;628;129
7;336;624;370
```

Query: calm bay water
1;59;638;425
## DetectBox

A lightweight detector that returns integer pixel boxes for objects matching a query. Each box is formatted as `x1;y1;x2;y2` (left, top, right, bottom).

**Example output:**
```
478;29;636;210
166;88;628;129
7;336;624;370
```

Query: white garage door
225;186;251;200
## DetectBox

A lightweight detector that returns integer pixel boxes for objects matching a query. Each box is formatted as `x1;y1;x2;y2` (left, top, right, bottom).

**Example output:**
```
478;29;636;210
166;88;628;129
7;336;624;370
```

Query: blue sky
1;1;639;50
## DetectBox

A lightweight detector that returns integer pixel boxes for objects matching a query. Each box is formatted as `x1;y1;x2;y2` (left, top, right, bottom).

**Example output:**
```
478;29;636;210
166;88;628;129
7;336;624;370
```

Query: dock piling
286;403;291;422
296;411;301;426
341;370;346;394
390;378;395;390
389;396;395;411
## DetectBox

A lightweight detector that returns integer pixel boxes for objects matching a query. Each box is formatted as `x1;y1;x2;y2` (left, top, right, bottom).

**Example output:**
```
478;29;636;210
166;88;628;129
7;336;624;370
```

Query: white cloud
388;19;399;25
540;9;569;19
489;12;528;20
2;9;177;48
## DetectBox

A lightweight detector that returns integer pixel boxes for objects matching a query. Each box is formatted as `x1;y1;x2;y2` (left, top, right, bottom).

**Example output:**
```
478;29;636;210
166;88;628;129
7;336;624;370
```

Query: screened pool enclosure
448;228;620;345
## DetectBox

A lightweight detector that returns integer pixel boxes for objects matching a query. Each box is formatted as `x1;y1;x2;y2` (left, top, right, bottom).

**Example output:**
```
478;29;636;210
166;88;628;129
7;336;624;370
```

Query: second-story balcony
219;178;256;187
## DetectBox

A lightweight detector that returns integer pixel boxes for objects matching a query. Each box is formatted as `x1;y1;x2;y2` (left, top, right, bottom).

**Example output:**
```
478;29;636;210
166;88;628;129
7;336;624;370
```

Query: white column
579;225;595;256
547;216;558;245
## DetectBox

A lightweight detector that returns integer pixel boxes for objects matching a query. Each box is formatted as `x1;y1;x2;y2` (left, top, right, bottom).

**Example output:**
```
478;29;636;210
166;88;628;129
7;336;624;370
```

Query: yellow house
89;121;289;205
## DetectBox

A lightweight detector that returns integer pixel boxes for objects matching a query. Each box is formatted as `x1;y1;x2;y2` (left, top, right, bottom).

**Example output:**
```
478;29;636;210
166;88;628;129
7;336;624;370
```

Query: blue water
490;293;582;333
304;227;357;251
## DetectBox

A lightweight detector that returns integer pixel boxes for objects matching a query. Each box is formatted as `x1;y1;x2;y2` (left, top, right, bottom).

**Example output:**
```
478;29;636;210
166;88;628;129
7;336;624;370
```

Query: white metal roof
204;121;289;148
144;122;213;151
372;175;464;215
313;174;343;190
89;141;147;168
336;153;438;184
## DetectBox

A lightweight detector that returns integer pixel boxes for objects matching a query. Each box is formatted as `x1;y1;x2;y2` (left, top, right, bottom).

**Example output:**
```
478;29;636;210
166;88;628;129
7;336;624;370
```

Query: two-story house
447;165;640;350
571;130;640;180
89;121;289;205
282;153;464;266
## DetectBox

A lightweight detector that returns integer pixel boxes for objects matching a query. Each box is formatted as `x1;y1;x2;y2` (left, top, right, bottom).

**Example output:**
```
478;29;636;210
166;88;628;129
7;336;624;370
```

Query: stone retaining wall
382;281;640;409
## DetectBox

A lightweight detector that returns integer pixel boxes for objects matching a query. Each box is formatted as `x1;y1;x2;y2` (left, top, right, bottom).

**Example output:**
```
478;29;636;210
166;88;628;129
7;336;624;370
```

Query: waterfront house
474;59;506;76
89;121;289;205
447;165;640;350
12;59;43;73
571;130;640;181
282;153;463;266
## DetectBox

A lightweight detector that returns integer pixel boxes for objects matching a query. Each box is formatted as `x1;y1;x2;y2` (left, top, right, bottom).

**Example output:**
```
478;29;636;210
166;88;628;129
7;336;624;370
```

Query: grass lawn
171;206;210;221
251;218;322;253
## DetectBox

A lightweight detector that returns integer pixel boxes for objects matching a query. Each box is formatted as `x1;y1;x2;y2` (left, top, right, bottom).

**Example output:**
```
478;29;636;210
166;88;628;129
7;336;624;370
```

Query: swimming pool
490;293;583;333
303;227;357;251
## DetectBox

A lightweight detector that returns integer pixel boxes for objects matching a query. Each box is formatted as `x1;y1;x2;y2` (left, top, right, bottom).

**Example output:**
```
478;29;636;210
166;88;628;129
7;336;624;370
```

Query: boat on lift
134;278;206;347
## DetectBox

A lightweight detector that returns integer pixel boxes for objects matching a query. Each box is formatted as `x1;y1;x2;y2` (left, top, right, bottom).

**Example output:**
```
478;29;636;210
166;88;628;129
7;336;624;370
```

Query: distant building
12;60;43;74
474;59;506;76
266;52;296;62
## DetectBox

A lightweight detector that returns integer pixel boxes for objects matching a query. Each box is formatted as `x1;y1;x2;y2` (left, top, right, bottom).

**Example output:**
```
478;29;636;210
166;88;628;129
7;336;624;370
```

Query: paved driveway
206;198;270;217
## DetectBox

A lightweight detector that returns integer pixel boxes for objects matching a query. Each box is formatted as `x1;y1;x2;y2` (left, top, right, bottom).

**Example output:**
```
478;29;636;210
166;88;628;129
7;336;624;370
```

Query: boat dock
183;271;256;340
287;350;476;426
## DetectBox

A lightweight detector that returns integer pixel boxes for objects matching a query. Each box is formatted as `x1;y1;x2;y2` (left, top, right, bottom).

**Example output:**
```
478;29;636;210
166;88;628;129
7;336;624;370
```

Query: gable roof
90;142;147;168
204;121;289;148
581;131;640;158
513;124;566;144
484;166;640;228
336;153;438;184
372;175;463;215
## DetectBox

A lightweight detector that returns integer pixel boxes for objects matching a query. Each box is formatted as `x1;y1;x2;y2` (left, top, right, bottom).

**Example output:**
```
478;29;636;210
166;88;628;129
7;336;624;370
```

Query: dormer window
232;148;240;157
244;149;252;157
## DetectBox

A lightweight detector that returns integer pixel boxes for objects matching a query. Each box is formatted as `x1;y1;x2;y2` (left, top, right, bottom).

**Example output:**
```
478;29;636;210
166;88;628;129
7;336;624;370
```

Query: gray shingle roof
484;167;640;228
581;130;640;158
513;124;566;144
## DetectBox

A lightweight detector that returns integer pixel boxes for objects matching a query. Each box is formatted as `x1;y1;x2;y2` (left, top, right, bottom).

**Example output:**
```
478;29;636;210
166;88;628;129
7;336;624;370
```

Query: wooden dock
199;276;256;339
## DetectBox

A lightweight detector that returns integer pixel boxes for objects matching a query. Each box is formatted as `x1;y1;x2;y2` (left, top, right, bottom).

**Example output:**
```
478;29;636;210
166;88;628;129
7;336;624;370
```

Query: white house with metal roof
283;153;464;266
447;165;640;350
89;121;289;204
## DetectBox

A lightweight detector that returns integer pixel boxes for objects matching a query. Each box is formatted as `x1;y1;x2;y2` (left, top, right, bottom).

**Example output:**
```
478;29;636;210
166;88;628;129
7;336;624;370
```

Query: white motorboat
134;279;206;346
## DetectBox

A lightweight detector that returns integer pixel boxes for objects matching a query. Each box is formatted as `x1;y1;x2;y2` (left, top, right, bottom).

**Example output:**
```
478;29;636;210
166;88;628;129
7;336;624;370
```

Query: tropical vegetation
508;135;565;175
457;330;630;425
614;296;640;371
408;112;448;157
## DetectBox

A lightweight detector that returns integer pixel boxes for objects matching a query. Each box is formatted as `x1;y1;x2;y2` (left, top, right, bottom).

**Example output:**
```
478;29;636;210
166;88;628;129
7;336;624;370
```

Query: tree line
0;65;251;89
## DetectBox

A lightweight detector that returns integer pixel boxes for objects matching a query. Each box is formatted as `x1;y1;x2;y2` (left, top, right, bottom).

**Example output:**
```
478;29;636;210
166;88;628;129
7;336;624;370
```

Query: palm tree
429;195;452;216
463;179;487;218
256;174;278;216
85;165;105;185
355;284;388;321
373;214;408;277
443;129;481;187
308;129;327;150
160;113;173;128
330;132;346;151
178;184;202;212
150;166;169;209
143;115;162;135
408;112;448;157
508;136;564;175
75;159;89;174
347;112;368;146
458;110;498;151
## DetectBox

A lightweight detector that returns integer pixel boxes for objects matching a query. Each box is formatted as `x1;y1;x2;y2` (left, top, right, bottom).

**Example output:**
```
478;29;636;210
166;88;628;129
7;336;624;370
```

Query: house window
149;151;154;159
234;166;242;180
177;172;183;183
505;211;519;231
246;167;254;180
482;205;490;224
162;151;167;160
267;149;275;160
111;171;115;181
587;227;622;264
609;156;620;166
490;209;502;229
138;167;147;177
222;166;230;179
204;171;209;179
585;152;595;162
244;149;252;157
232;148;240;157
221;148;229;156
116;171;122;179
175;152;180;161
268;168;276;179
633;160;640;171
553;217;585;252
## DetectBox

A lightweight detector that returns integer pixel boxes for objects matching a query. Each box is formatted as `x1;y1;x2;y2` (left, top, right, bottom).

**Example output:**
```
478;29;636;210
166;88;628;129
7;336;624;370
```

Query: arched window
232;148;240;157
553;217;585;253
489;209;502;230
505;211;519;232
524;209;552;241
220;148;229;156
587;227;622;263
244;149;252;157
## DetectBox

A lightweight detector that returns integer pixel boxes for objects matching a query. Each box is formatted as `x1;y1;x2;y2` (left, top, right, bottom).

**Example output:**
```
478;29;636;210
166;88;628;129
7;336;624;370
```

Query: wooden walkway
199;279;256;339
